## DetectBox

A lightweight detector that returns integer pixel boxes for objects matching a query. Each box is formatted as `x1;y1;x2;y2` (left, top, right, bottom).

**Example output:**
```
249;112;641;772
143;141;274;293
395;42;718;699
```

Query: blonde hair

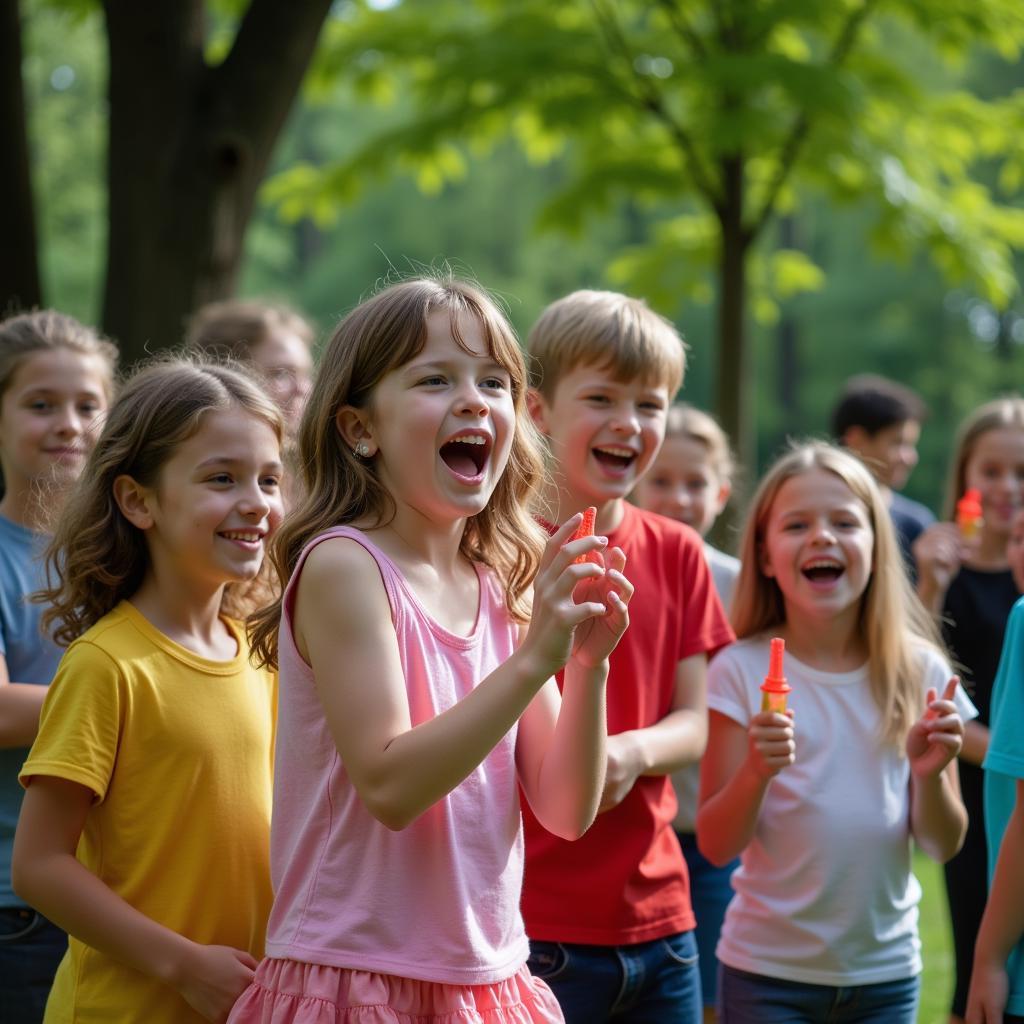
527;289;686;399
249;276;548;669
186;299;314;362
731;441;945;746
943;396;1024;520
0;310;118;497
664;403;736;483
38;358;283;646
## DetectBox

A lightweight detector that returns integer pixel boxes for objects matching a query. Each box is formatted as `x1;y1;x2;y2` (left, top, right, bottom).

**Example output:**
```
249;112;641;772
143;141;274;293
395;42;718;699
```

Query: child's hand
966;957;1010;1024
569;544;633;669
176;942;257;1022
521;513;630;678
913;523;972;601
746;709;795;780
907;677;964;779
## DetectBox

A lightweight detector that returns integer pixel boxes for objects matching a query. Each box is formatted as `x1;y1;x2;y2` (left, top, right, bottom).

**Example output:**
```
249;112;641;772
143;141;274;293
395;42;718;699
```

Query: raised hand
176;942;257;1023
907;676;964;779
746;709;795;780
569;544;633;669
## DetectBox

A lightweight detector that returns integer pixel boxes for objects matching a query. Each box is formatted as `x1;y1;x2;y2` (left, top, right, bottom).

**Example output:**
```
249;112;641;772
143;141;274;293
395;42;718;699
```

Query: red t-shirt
521;502;735;945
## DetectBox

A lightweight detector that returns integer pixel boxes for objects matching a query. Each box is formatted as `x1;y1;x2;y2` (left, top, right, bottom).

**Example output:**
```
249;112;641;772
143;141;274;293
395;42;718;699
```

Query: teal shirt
984;595;1024;1017
0;514;63;907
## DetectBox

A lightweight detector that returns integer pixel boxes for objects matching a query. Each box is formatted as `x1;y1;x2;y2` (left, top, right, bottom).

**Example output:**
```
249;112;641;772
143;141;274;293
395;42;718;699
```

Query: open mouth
592;445;637;472
219;530;264;547
801;559;844;583
439;432;491;479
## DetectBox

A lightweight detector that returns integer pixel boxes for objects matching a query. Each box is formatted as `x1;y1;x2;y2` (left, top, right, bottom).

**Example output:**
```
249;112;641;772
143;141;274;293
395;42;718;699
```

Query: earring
354;442;371;458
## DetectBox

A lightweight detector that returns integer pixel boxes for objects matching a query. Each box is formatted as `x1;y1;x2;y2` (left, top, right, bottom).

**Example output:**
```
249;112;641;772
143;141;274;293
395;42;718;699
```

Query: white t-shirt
707;635;977;986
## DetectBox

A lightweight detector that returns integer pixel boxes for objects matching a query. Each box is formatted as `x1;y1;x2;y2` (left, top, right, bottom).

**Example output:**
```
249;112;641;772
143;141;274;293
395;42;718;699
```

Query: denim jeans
677;830;738;1008
0;907;67;1024
718;964;919;1024
527;930;701;1024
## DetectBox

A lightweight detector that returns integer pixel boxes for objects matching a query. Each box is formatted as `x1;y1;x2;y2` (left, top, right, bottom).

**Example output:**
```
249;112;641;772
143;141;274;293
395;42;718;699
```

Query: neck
365;500;469;573
128;569;230;653
539;473;625;534
779;605;867;672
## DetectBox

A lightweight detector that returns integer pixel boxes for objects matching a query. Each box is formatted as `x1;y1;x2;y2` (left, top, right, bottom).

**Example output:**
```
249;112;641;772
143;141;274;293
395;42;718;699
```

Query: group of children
0;280;1021;1024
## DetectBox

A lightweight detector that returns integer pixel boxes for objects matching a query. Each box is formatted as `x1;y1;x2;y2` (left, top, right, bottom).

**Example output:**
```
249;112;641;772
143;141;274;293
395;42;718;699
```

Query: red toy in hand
572;507;599;564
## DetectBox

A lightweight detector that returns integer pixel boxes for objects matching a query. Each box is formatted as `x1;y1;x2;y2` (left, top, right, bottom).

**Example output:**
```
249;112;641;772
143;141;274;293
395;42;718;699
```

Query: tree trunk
101;0;333;362
0;0;42;314
776;215;800;442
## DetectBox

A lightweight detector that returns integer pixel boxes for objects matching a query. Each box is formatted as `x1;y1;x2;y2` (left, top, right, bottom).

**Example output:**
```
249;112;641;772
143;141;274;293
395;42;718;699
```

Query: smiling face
963;426;1024;539
760;467;875;630
352;309;516;525
135;408;284;593
844;419;920;491
530;362;669;509
0;349;110;509
631;434;729;536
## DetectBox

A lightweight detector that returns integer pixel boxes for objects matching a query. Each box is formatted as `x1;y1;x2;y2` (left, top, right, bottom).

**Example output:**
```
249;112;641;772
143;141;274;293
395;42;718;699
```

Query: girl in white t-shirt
697;441;973;1024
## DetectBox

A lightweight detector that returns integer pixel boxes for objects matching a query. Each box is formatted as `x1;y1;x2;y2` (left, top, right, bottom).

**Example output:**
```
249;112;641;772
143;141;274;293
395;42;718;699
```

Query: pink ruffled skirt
227;958;565;1024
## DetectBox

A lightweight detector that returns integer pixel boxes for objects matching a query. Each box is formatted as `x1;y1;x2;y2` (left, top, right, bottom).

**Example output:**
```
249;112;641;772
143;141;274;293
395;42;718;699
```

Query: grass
917;849;954;1024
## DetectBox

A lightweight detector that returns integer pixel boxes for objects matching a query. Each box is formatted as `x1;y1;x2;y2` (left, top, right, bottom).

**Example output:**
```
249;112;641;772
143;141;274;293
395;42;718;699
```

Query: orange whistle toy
760;637;791;714
956;489;983;540
572;506;599;564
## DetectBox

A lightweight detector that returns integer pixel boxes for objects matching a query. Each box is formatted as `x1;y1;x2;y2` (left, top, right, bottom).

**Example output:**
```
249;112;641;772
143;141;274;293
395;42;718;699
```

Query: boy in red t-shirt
522;290;735;1023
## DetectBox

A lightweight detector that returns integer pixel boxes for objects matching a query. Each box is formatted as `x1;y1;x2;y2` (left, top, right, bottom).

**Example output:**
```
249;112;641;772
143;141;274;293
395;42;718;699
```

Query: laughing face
760;467;875;630
530;363;669;509
356;309;516;524
963;426;1024;538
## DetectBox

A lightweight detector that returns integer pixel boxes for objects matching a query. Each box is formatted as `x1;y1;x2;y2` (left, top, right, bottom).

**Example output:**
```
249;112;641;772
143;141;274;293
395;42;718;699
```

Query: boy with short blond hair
523;290;734;1024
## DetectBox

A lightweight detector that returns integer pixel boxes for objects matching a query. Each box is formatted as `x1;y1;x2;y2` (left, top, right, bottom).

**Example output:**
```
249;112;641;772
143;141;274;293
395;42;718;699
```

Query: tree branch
653;0;707;60
588;0;721;208
745;0;878;243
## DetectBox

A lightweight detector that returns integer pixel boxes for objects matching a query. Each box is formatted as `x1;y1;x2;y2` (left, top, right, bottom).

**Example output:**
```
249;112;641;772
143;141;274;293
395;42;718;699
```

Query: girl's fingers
539;512;585;571
942;676;960;702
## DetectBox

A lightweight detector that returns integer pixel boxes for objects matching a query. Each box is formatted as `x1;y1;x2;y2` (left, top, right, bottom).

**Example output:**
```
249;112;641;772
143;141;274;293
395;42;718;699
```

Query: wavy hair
38;358;283;646
249;275;548;669
731;441;946;747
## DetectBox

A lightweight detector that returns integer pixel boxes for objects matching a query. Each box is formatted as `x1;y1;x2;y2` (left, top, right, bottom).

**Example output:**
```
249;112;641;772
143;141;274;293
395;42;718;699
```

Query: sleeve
706;646;754;728
919;646;978;723
677;532;736;661
19;640;123;801
984;600;1024;780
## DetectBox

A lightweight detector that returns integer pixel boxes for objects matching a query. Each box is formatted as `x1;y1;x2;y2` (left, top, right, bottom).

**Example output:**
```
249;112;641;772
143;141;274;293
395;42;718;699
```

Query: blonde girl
13;360;284;1024
631;402;739;1022
230;277;633;1024
698;442;973;1024
0;310;116;1022
914;396;1024;1023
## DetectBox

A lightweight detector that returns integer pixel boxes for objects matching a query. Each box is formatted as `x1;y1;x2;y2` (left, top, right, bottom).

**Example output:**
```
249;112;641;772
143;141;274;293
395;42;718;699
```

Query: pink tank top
264;526;529;984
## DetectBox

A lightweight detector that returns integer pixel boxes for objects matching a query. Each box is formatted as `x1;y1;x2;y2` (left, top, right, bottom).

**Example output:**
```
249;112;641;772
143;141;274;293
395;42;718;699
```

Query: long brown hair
249;276;548;669
38;358;283;647
731;441;945;746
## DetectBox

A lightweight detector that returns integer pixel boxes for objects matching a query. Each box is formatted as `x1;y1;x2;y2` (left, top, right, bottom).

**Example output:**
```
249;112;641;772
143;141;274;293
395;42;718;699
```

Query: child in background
698;442;974;1024
230;277;632;1024
965;510;1024;1024
13;361;284;1024
831;374;933;576
0;311;116;1023
523;291;734;1024
631;402;739;1023
914;397;1024;1024
187;299;315;441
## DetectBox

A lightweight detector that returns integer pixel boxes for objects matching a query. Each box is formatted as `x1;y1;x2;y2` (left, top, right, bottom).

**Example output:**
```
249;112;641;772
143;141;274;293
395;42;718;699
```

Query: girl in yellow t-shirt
13;360;285;1024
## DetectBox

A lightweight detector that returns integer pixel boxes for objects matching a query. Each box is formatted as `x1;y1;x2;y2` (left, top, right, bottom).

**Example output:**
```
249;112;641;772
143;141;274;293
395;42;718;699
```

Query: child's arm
0;653;49;748
913;522;969;614
302;515;626;832
596;653;707;813
14;776;257;1022
696;707;795;867
907;677;968;863
966;778;1024;1024
516;546;632;839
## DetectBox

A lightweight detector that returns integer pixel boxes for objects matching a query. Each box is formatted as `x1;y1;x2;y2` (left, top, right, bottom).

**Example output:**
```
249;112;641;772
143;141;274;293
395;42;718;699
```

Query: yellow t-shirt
20;601;276;1024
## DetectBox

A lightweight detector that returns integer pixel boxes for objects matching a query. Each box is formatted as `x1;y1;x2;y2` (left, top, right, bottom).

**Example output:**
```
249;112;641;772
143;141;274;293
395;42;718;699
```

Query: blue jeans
718;964;919;1024
527;931;701;1024
0;907;67;1024
677;830;738;1008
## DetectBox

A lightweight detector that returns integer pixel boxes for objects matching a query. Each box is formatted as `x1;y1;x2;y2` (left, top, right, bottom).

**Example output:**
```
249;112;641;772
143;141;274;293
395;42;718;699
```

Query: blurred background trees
6;0;1024;515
